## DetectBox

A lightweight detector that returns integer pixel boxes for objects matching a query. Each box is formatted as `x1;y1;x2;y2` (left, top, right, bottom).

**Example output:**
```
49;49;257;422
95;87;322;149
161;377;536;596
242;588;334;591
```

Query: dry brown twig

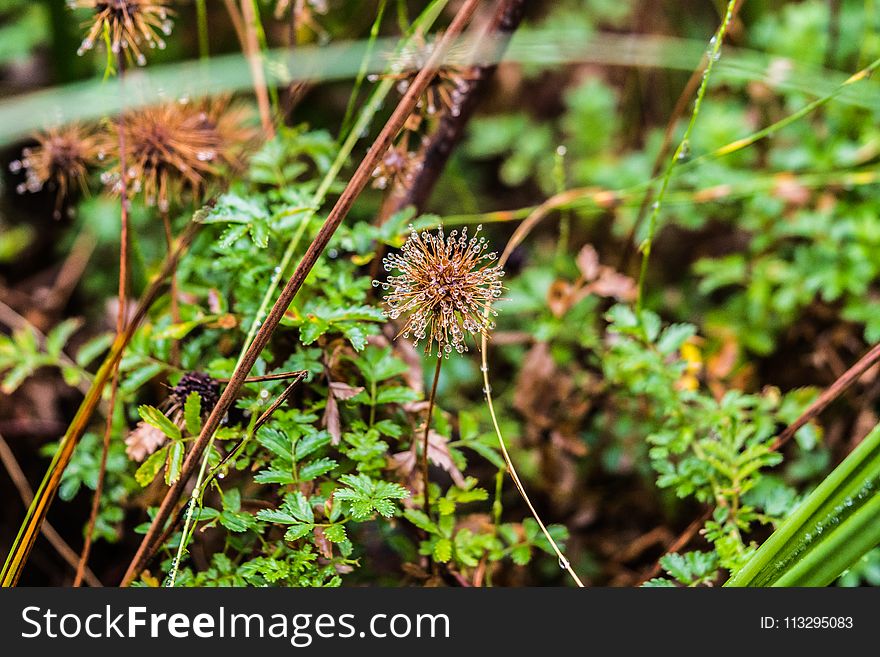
74;50;132;587
239;0;275;138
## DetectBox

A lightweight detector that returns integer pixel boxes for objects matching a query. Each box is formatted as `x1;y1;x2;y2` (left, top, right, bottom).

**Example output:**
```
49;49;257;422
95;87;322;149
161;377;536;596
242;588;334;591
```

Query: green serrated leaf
404;509;438;534
165;441;185;485
433;538;453;562
138;405;181;441
184;392;202;436
75;333;113;368
135;446;169;487
45;318;82;358
284;524;313;541
299;457;337;481
324;524;347;543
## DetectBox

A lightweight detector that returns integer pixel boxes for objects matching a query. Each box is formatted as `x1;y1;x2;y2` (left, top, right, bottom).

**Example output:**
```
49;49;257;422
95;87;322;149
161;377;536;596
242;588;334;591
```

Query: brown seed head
374;225;504;358
169;371;221;415
193;96;260;173
10;124;101;216
70;0;174;66
379;33;474;118
104;98;256;210
371;144;422;191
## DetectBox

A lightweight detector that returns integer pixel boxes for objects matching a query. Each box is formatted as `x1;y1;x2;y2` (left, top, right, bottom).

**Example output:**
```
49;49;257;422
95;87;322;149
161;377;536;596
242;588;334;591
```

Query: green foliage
0;319;90;393
727;424;880;587
644;551;720;587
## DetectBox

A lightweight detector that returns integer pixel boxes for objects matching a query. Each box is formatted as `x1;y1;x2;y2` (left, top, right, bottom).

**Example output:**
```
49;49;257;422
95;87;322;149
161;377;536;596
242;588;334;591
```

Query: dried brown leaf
576;244;601;281
125;421;166;462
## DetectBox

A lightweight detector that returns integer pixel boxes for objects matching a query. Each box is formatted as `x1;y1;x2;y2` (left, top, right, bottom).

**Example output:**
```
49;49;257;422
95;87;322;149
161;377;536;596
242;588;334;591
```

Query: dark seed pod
171;371;220;414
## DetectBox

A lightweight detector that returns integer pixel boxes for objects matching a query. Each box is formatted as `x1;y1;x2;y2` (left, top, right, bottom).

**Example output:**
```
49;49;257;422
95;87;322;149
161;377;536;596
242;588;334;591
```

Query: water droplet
677;139;690;161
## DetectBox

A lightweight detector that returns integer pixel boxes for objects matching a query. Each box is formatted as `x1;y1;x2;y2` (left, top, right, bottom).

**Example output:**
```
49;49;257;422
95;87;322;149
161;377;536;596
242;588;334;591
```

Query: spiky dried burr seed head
371;145;422;191
70;0;173;66
11;125;100;215
103;99;257;210
170;371;220;414
374;225;504;358
382;34;474;118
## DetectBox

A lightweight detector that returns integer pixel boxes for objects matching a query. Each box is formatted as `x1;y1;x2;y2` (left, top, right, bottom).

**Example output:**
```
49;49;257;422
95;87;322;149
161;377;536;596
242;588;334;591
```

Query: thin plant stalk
161;208;181;366
121;0;477;587
422;356;442;514
0;432;101;587
165;374;304;585
643;339;880;582
480;267;583;585
619;0;745;271
636;0;737;312
166;435;216;588
196;0;209;60
247;0;280;115
74;53;131;586
240;0;275;138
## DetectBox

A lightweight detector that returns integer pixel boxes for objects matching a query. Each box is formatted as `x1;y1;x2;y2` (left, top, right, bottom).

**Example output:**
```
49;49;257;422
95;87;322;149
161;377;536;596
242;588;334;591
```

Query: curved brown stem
0;432;101;587
643;339;880;584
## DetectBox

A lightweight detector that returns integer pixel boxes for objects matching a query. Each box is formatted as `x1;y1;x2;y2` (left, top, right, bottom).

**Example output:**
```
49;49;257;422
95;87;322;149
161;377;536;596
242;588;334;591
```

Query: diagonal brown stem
240;0;275;139
120;0;482;587
161;208;181;367
74;53;130;587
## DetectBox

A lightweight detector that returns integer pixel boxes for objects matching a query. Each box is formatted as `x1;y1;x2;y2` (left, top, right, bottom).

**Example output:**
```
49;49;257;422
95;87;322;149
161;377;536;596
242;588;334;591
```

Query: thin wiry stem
166;434;216;588
234;0;451;368
74;52;131;587
166;373;305;586
479;341;584;587
422;356;442;514
161;208;181;366
196;0;209;60
240;0;275;138
619;0;744;271
477;207;585;587
635;0;737;312
121;0;478;587
339;0;388;142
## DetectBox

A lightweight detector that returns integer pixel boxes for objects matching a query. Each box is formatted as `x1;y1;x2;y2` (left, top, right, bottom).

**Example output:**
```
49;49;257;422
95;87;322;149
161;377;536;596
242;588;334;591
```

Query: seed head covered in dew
69;0;174;66
10;124;101;213
374;225;504;358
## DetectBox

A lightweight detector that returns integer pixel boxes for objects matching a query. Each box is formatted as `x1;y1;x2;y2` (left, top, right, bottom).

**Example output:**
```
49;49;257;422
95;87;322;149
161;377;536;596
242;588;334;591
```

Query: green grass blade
726;424;880;587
